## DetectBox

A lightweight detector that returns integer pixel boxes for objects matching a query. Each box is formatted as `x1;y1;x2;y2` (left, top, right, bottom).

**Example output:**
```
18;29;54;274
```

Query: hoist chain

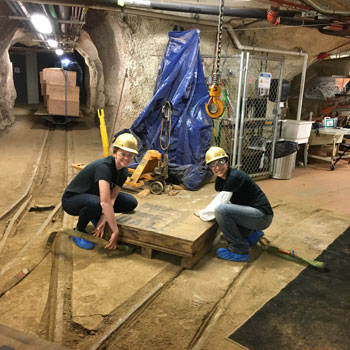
213;0;225;85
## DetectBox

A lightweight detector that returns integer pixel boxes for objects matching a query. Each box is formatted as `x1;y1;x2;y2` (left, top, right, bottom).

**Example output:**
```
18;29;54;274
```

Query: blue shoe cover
246;230;264;247
216;248;250;262
72;236;95;250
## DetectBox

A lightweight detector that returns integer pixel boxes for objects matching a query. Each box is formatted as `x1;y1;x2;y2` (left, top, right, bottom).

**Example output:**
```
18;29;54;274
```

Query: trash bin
272;152;297;179
272;141;299;179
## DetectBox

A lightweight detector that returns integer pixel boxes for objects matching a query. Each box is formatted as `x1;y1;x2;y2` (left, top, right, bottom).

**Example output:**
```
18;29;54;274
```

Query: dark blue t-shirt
215;168;273;216
62;156;128;198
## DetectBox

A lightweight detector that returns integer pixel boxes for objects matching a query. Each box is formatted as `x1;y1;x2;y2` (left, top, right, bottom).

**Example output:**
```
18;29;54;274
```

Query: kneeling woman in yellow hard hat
62;133;138;250
194;146;273;262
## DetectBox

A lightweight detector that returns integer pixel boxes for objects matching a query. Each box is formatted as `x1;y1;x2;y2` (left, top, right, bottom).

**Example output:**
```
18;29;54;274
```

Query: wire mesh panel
237;54;284;180
202;53;284;180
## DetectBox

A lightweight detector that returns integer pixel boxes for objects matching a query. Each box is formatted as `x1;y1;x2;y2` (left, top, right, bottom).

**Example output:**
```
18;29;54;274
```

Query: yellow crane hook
205;0;225;119
205;84;224;119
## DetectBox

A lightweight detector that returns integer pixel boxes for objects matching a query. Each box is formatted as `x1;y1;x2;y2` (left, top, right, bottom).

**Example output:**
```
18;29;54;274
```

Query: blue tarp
115;29;212;190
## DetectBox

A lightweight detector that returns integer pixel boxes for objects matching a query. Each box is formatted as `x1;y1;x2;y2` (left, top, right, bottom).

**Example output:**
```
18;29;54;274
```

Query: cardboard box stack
40;68;80;117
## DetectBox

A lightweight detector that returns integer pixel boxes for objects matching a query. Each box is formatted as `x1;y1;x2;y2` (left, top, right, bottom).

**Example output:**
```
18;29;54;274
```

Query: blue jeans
215;203;273;254
62;192;137;232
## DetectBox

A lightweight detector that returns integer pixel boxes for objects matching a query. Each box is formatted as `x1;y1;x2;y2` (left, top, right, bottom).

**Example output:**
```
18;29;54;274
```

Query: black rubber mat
228;226;350;350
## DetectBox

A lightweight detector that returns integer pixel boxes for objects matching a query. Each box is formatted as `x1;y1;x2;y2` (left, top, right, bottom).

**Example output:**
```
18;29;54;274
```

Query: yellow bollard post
97;109;109;157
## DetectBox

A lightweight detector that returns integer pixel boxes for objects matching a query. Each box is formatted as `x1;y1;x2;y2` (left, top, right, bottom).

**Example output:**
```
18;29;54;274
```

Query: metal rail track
0;122;246;350
0;124;73;341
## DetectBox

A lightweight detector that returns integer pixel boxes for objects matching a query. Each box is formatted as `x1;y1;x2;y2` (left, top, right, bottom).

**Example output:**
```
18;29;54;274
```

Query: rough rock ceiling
164;0;350;12
308;0;350;11
5;0;350;53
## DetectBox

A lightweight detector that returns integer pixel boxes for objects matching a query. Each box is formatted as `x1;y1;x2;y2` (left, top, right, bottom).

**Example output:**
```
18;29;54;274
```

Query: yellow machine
125;101;172;195
125;150;162;188
72;106;171;195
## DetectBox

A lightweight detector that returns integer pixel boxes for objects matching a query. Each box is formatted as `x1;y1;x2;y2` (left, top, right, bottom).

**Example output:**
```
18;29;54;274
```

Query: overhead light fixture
55;48;64;56
31;14;52;34
47;39;58;48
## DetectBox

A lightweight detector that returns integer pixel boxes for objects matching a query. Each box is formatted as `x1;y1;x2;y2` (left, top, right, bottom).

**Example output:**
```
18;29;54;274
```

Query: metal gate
202;52;285;180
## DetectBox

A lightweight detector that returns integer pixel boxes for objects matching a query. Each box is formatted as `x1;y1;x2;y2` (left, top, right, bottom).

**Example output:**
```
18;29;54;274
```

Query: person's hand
93;222;106;238
194;209;201;217
104;232;118;249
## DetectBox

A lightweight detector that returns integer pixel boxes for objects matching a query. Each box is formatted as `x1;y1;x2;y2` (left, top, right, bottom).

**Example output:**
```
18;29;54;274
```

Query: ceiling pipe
5;0;21;17
11;0;299;18
58;5;69;34
226;26;308;121
278;16;332;27
46;3;60;34
9;15;85;25
301;0;350;16
318;26;350;38
266;4;335;27
8;1;220;28
268;0;311;11
121;0;298;18
13;0;348;39
9;0;47;44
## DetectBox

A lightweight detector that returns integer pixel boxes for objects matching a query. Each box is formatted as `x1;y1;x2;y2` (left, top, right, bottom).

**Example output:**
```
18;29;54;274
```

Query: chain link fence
202;53;285;180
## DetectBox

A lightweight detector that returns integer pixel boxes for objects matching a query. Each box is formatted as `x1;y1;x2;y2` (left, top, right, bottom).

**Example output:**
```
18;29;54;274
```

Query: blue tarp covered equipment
115;29;213;190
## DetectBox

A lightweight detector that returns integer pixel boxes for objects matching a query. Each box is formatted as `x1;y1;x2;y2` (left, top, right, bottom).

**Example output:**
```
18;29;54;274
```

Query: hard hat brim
206;155;228;165
117;146;138;155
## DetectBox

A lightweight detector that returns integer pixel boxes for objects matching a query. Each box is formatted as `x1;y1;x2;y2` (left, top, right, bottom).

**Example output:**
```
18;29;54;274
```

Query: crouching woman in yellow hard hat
62;133;138;250
194;146;273;262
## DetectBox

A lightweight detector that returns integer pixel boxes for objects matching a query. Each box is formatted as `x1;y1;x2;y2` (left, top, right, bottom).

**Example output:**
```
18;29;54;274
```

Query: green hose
266;245;326;269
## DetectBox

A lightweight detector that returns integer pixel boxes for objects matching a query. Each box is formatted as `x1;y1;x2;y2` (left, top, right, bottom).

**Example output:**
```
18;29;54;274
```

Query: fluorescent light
55;49;64;56
47;39;58;48
31;14;52;34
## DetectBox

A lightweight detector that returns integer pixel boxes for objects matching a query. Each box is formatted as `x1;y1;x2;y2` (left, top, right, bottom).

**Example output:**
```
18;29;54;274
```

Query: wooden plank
118;226;193;255
0;324;68;349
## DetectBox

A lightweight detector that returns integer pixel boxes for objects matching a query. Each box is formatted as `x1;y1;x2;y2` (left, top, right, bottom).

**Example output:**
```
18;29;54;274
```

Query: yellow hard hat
113;133;138;155
205;146;228;165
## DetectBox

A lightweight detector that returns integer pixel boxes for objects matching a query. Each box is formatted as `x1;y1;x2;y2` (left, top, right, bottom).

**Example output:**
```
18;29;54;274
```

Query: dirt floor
0;107;349;350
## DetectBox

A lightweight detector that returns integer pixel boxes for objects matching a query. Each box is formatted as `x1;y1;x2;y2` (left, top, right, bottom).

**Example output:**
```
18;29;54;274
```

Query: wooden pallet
116;203;218;269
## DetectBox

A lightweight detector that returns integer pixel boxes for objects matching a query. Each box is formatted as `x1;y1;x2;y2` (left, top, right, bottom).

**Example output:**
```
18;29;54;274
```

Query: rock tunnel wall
0;4;18;131
83;10;350;134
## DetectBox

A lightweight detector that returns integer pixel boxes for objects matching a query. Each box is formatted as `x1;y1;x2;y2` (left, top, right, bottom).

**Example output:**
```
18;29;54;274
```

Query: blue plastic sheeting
114;29;213;190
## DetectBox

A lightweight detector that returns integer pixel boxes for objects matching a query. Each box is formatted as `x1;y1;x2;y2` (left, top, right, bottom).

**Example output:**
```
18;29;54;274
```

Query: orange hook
205;85;224;119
